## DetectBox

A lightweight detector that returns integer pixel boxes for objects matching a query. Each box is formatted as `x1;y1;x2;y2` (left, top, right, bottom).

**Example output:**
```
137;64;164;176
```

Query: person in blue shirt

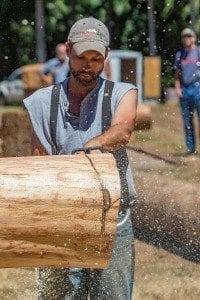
174;28;200;156
39;43;70;85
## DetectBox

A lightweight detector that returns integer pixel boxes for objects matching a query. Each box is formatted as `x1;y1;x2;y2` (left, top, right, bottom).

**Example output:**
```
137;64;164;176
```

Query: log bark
0;154;121;269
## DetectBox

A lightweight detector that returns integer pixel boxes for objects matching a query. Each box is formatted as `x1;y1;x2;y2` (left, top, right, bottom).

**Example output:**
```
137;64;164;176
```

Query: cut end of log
0;154;120;269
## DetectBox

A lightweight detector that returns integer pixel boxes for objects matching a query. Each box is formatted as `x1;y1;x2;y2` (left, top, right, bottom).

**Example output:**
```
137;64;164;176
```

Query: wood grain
0;153;120;268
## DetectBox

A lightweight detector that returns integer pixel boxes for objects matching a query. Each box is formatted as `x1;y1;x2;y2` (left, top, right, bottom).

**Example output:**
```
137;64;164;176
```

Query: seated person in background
39;43;69;85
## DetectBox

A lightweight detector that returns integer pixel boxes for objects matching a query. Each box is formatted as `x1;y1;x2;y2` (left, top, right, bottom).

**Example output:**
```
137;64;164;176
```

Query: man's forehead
71;47;103;56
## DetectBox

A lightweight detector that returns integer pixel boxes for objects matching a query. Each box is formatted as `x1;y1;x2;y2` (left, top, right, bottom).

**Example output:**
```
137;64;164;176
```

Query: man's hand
31;131;48;156
174;70;183;98
175;86;183;98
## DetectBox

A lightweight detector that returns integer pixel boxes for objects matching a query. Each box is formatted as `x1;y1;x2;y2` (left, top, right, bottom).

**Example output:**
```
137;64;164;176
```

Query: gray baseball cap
181;28;196;38
67;17;110;57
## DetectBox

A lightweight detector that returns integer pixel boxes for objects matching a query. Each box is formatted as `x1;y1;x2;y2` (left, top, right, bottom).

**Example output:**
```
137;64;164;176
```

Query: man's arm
31;130;48;156
84;89;138;152
174;69;183;98
174;51;183;98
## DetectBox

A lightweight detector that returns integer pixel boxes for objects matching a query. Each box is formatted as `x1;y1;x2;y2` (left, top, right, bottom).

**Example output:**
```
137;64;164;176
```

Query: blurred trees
0;0;199;93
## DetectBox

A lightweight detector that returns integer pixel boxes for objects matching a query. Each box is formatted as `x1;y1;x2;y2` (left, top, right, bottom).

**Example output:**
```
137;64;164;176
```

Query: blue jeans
38;214;134;300
180;85;200;152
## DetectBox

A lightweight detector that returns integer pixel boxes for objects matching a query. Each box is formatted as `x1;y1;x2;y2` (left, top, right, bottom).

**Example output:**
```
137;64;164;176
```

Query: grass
135;129;184;153
0;105;23;113
136;166;200;183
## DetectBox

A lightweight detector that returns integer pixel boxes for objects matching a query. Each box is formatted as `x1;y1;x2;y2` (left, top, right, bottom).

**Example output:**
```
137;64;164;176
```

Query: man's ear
65;42;71;56
105;47;110;59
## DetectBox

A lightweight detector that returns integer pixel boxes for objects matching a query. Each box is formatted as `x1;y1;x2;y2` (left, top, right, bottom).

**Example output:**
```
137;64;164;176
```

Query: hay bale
22;63;52;91
0;109;31;157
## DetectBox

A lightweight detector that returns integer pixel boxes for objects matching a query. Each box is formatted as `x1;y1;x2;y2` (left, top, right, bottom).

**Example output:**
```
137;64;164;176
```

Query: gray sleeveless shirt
23;78;137;200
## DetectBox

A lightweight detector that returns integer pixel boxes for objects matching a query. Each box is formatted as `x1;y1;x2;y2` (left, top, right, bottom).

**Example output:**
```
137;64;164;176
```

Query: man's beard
69;62;103;87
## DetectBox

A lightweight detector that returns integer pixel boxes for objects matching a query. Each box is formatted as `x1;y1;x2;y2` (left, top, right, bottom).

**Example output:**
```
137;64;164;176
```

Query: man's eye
93;58;101;62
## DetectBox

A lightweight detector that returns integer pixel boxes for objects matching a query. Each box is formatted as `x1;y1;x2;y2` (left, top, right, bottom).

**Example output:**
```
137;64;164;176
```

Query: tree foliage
0;0;199;92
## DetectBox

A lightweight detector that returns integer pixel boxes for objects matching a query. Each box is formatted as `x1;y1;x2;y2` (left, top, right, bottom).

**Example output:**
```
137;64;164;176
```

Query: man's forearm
84;123;132;152
31;131;48;156
174;69;182;89
174;78;181;89
174;77;183;98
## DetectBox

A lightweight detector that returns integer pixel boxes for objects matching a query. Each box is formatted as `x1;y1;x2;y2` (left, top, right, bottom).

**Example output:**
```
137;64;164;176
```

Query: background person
39;43;70;85
174;28;200;156
24;17;138;299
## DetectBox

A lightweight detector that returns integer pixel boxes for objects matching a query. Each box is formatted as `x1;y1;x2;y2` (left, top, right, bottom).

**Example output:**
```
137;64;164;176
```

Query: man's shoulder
112;81;137;91
175;48;183;57
23;85;53;107
26;85;53;98
102;80;137;109
100;80;137;99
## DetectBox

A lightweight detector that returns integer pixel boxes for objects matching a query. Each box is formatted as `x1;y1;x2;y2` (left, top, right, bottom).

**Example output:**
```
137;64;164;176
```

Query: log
134;104;152;130
0;154;121;269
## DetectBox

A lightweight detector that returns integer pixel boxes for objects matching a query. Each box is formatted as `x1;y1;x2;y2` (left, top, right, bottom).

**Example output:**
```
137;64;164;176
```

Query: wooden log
134;104;152;130
0;154;121;269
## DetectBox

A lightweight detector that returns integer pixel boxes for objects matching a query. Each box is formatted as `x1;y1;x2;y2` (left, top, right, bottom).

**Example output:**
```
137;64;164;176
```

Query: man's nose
83;60;92;69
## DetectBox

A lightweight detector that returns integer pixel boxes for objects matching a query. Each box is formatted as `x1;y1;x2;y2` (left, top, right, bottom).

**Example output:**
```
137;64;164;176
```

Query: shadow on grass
134;227;199;263
132;203;200;263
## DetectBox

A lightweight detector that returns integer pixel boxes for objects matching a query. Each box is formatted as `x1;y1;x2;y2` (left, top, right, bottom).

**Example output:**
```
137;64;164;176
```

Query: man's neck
67;76;98;100
67;76;98;115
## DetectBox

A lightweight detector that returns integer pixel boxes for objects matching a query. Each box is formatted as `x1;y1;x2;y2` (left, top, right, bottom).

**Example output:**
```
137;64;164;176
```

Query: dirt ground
0;100;199;299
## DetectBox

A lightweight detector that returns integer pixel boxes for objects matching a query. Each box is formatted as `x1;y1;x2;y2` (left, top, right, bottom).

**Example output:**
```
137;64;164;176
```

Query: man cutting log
23;17;138;300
